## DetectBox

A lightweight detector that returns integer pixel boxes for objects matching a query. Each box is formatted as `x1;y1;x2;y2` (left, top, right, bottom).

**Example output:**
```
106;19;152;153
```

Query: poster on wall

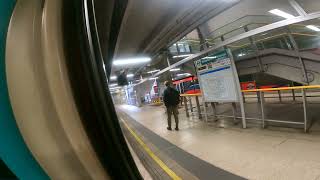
194;50;239;102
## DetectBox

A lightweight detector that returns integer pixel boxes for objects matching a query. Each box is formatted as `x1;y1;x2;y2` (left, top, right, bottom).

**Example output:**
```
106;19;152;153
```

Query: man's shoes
175;127;179;131
167;127;172;131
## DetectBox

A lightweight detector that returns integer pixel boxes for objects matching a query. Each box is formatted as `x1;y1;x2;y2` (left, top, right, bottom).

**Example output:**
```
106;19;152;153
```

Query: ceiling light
307;25;320;32
149;77;158;80
113;57;151;66
172;54;193;58
109;83;118;87
177;73;191;77
238;53;246;57
202;56;217;60
170;68;180;72
147;69;160;74
109;87;122;90
269;9;295;19
126;74;134;78
110;76;117;80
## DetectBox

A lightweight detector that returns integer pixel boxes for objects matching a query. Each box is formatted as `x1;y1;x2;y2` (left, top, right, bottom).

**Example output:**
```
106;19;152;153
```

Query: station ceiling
112;0;239;73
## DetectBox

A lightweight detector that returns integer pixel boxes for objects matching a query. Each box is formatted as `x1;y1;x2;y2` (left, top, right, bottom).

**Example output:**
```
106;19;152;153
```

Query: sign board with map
194;50;239;102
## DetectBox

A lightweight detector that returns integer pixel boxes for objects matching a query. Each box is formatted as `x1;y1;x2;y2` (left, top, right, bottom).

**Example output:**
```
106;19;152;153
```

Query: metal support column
244;25;264;72
226;48;247;128
203;100;208;122
291;81;296;101
257;91;261;102
278;90;282;103
287;28;309;84
211;102;217;121
231;103;237;124
302;89;308;132
184;97;189;117
166;57;171;68
259;91;266;128
289;0;308;16
189;97;193;112
197;27;209;51
292;89;296;101
195;96;202;119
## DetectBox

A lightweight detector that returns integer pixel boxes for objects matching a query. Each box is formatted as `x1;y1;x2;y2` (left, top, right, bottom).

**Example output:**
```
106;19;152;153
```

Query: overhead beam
134;11;320;86
288;0;307;16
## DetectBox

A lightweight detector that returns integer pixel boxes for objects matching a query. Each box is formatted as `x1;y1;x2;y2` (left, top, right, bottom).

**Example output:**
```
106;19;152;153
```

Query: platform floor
118;102;320;180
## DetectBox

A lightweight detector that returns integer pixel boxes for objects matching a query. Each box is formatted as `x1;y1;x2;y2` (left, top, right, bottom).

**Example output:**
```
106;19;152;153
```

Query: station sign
194;50;239;102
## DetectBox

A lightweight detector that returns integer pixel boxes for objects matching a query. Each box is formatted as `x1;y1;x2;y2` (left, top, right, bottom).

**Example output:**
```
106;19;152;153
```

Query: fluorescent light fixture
147;69;160;74
238;53;246;57
113;57;151;66
126;74;134;78
177;73;191;76
170;68;180;72
110;76;117;80
172;54;193;58
149;77;158;80
269;9;295;19
307;25;320;32
202;56;217;60
109;87;122;91
109;83;118;87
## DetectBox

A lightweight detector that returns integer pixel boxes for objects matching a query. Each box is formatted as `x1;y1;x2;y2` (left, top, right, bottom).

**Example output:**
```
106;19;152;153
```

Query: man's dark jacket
163;87;180;107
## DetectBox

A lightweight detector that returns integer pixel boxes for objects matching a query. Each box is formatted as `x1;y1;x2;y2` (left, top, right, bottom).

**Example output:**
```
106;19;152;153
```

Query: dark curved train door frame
63;0;142;179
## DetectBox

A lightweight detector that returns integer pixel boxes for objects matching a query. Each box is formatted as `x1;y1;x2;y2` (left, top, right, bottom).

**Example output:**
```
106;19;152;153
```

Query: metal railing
180;85;320;133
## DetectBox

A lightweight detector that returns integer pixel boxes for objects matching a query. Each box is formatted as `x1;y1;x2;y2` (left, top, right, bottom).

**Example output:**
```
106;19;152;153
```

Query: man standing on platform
163;81;180;131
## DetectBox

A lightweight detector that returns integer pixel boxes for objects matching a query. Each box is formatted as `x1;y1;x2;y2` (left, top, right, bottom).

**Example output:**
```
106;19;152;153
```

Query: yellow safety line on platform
121;119;182;180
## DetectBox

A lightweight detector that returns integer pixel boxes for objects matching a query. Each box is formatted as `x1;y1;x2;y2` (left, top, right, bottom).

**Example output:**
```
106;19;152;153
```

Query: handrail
226;32;319;49
180;93;202;97
242;85;320;92
206;15;277;37
205;18;314;43
180;85;320;96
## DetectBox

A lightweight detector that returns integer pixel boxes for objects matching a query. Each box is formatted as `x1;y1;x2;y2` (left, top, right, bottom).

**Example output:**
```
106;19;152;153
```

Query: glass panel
253;28;293;50
177;43;187;53
169;43;178;55
223;28;246;40
289;19;320;50
185;29;201;53
204;0;299;44
296;0;320;13
169;30;201;56
206;37;223;47
227;38;254;61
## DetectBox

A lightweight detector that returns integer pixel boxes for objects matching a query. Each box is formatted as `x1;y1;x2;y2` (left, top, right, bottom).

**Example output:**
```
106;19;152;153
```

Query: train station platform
117;102;320;180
